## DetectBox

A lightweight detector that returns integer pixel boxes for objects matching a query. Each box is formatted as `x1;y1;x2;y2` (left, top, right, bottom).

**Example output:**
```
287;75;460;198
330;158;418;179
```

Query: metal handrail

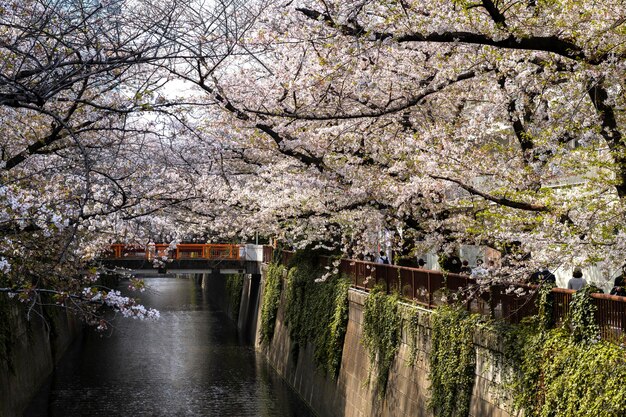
264;246;626;342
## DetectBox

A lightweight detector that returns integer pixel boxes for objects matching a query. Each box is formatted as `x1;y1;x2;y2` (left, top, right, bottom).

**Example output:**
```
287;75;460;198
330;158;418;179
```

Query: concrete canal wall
201;272;261;344
0;297;80;417
0;274;121;417
207;266;516;417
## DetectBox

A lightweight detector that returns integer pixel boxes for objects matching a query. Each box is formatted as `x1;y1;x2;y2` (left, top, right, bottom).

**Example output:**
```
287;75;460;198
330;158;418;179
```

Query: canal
24;277;316;417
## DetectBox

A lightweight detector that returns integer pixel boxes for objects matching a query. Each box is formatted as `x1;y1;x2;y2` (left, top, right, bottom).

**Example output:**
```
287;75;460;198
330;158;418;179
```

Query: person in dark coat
530;267;556;285
611;267;626;296
441;255;462;273
460;260;472;275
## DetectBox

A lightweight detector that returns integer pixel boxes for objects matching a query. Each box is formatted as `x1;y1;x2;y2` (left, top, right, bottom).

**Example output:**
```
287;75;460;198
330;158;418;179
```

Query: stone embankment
206;267;514;417
0;297;80;417
0;274;122;417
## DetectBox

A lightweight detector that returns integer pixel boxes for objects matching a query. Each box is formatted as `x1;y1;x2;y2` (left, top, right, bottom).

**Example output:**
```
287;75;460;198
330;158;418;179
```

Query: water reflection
25;277;315;417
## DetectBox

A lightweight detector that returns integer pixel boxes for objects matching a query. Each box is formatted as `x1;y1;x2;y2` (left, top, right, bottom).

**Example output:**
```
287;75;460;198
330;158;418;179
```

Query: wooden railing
107;243;242;261
267;247;626;342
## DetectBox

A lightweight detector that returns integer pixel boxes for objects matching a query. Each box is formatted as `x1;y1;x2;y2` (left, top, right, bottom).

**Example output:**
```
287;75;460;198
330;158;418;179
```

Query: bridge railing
106;243;243;261
153;244;170;259
264;247;626;342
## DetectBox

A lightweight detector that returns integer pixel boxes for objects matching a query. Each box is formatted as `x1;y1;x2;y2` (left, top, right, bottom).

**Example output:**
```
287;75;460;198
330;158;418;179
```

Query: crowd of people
366;249;626;296
439;255;497;279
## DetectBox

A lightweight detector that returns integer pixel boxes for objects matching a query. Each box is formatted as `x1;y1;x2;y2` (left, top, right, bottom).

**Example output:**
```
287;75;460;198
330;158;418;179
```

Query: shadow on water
24;277;316;417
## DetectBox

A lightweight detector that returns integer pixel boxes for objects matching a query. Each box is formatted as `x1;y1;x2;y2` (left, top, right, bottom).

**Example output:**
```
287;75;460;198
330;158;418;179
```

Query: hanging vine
325;276;350;377
260;262;284;344
284;251;349;378
428;305;479;417
405;307;423;367
568;285;599;343
361;285;401;399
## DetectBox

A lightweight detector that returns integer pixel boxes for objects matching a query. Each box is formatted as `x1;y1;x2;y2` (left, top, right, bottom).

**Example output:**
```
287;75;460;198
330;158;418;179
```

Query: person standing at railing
610;266;626;296
610;276;626;296
529;266;556;285
471;259;489;278
376;251;389;264
460;260;472;275
567;267;587;290
487;260;499;276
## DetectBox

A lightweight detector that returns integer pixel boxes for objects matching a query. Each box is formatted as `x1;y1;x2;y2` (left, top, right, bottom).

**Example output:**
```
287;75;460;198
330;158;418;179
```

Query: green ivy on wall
568;285;599;343
260;262;284;344
325;276;350;377
500;284;626;417
405;307;424;367
225;273;244;322
428;305;479;417
263;255;626;417
283;251;350;379
284;251;319;360
362;285;401;399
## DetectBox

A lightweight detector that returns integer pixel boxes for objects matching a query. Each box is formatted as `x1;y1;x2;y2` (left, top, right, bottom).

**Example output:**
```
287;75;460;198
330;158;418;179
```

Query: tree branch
431;175;549;212
296;7;612;65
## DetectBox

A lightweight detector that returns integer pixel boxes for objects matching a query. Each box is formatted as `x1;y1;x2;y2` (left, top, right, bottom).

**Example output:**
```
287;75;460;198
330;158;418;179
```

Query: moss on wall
225;273;244;322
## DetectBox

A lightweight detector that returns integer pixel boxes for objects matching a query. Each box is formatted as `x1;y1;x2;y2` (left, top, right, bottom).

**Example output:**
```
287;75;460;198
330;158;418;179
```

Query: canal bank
204;265;516;417
0;275;124;417
0;295;81;417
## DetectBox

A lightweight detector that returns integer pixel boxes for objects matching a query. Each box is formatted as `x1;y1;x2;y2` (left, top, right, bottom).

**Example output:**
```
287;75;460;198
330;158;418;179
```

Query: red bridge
103;243;247;274
108;243;243;261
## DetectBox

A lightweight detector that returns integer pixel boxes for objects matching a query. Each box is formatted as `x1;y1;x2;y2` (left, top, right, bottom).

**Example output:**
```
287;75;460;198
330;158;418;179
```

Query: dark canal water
25;277;316;417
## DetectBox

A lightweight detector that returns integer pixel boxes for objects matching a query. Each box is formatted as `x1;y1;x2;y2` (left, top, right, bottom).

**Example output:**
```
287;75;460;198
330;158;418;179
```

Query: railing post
465;275;471;312
382;264;391;294
427;272;432;308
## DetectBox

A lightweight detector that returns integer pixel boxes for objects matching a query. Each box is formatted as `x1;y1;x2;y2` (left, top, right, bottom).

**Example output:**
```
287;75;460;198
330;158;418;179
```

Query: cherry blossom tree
3;0;626;326
0;0;216;325
170;0;626;282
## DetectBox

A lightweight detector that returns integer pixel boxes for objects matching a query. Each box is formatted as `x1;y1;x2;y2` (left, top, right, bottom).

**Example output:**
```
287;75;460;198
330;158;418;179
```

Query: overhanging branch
296;7;613;65
431;175;549;212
